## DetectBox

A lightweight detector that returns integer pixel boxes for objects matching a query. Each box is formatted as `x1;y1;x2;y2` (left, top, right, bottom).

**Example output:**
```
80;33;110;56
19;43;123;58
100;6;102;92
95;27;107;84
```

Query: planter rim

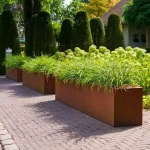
22;70;53;76
55;80;142;90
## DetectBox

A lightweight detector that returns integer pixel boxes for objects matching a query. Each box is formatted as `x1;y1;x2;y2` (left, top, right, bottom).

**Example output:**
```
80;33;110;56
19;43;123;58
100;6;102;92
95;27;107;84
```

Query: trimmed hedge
71;11;93;51
59;18;73;52
0;10;20;74
33;11;57;56
90;18;105;48
105;13;125;51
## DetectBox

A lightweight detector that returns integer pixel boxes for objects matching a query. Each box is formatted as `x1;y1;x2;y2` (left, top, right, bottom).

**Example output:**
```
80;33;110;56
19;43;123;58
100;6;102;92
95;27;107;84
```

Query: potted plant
22;56;58;94
54;46;144;127
4;55;28;82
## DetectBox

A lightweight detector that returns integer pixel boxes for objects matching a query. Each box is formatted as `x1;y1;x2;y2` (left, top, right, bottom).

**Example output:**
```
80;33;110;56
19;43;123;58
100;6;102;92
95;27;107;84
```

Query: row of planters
4;45;150;127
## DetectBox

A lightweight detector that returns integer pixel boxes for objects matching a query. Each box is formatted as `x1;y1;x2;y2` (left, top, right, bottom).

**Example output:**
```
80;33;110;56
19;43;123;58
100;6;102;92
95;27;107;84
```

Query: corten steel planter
6;68;22;82
23;71;55;94
55;81;143;127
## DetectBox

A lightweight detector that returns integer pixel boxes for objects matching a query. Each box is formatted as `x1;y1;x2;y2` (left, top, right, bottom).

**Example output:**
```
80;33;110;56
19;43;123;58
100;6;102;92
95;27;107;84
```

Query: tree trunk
33;0;42;15
24;0;34;40
146;27;150;49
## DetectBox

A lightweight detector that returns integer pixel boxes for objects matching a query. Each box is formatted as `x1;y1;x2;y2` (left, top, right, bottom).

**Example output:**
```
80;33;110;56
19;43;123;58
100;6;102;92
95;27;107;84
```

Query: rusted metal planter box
23;71;55;94
6;68;22;82
55;81;143;127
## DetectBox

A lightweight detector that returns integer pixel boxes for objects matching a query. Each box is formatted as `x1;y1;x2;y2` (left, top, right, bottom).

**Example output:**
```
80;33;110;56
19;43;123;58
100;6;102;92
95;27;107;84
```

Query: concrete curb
0;122;19;150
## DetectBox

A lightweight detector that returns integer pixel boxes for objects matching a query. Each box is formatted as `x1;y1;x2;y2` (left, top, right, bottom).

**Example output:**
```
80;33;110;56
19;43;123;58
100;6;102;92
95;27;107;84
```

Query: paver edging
0;121;19;150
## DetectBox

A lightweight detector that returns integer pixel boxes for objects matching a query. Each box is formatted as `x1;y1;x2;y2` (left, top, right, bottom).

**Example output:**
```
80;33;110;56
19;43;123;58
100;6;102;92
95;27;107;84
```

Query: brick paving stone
1;139;14;146
0;77;150;150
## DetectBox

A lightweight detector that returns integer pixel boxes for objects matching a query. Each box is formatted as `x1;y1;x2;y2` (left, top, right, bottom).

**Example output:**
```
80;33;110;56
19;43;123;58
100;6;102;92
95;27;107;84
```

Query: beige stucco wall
122;24;129;47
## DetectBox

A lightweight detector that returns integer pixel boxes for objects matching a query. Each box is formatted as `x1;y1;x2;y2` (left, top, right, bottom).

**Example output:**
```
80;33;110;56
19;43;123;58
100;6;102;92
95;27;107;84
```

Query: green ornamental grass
4;55;29;69
22;55;58;76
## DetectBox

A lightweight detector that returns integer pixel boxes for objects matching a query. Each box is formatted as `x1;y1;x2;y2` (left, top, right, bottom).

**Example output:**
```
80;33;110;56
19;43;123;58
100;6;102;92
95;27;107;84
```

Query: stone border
0;122;19;150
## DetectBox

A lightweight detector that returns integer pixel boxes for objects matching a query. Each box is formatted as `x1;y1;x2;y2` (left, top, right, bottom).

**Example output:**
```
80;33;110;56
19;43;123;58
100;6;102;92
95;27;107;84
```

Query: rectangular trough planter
23;71;55;94
6;68;22;82
55;81;143;127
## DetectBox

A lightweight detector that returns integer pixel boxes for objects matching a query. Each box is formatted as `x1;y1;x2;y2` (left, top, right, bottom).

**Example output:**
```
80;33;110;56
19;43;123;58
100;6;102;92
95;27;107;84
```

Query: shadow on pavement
29;99;135;143
0;77;43;98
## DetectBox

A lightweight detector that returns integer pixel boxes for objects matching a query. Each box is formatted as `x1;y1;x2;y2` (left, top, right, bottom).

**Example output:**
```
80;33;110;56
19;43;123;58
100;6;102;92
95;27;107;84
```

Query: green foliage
22;55;58;75
54;51;139;89
53;21;61;42
71;11;93;51
33;11;57;56
62;0;85;20
123;0;150;26
90;18;105;48
25;14;37;57
143;96;150;109
0;10;20;54
59;18;74;52
54;46;150;93
3;54;29;68
0;10;20;74
105;13;125;51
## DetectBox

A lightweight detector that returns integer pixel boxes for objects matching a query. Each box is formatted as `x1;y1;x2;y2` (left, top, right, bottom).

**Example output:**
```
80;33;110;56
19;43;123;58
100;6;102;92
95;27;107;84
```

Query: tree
72;11;93;51
123;0;150;49
59;18;73;51
0;0;24;37
23;0;34;40
25;14;37;57
33;11;57;56
50;0;65;21
105;13;125;51
0;14;5;75
90;18;105;47
62;0;85;20
0;10;20;54
85;0;120;18
0;10;20;74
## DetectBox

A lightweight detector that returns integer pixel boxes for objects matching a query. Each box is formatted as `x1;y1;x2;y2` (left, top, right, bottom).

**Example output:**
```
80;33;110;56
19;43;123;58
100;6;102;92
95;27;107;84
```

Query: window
141;34;146;42
133;34;139;43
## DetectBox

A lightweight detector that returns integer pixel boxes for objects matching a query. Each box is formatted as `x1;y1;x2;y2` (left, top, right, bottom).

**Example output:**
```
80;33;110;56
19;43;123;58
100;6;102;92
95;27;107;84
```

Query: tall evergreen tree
0;10;20;74
0;10;20;54
59;18;73;52
25;14;37;57
90;18;105;48
24;0;41;41
24;0;33;40
33;11;57;56
0;14;5;75
72;11;93;51
105;13;125;51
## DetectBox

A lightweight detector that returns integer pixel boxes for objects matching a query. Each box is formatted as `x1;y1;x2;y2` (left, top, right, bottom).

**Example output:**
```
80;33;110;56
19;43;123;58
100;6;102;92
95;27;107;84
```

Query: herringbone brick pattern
0;76;150;150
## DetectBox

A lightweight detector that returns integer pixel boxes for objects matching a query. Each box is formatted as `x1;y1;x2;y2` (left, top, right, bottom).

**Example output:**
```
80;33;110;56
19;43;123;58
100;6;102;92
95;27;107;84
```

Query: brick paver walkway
0;77;150;150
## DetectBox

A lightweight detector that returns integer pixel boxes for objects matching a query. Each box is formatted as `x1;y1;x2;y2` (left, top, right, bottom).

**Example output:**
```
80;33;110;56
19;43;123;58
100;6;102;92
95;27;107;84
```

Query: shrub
33;11;57;56
90;18;105;48
25;14;37;57
0;10;20;74
3;55;29;69
22;55;58;75
71;11;93;51
105;13;125;51
0;10;20;54
59;18;73;52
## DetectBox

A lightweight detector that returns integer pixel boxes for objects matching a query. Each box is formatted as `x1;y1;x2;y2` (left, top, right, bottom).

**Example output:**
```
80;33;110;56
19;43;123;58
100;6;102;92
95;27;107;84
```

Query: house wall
122;24;129;47
128;26;146;48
